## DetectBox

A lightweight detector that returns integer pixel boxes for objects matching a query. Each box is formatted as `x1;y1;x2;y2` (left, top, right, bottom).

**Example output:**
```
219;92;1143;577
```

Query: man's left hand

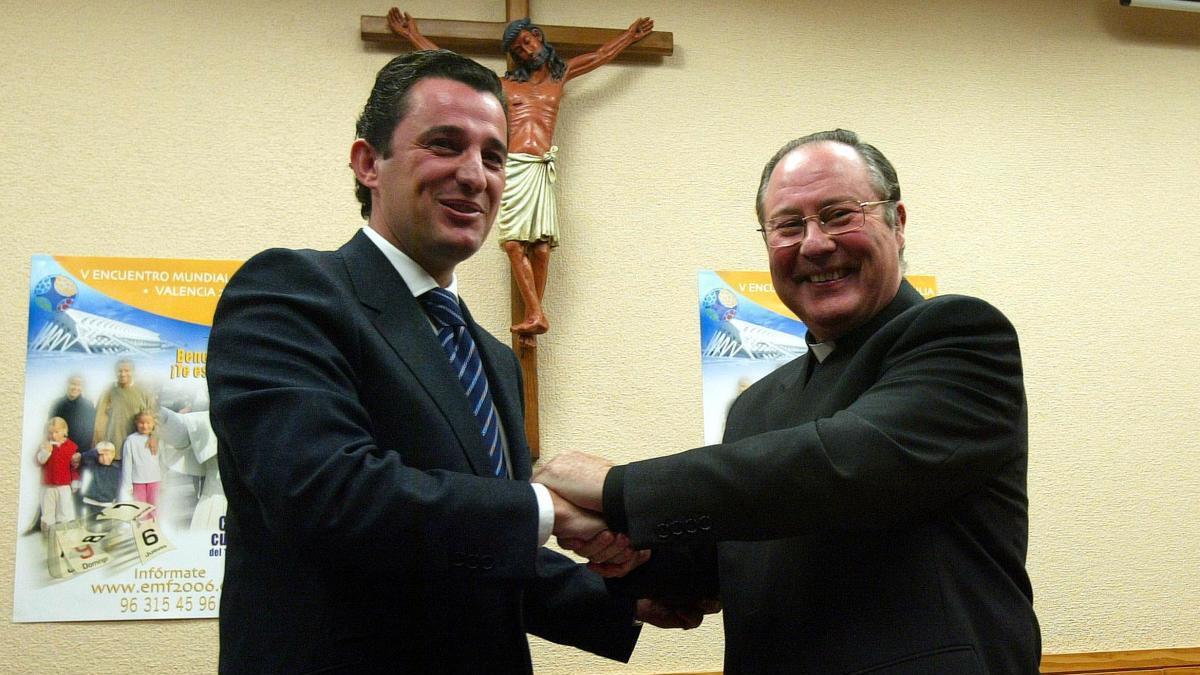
636;597;721;630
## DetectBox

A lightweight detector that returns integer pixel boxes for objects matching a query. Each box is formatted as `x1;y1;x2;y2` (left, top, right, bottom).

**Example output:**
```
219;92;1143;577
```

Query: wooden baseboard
1041;646;1200;673
662;646;1200;675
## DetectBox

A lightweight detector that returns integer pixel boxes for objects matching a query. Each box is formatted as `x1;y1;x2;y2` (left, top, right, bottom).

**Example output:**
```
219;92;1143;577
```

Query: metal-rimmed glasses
758;199;895;249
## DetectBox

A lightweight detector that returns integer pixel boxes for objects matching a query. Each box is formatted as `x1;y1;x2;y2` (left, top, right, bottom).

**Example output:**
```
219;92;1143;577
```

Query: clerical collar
361;226;459;298
805;333;836;363
801;281;924;363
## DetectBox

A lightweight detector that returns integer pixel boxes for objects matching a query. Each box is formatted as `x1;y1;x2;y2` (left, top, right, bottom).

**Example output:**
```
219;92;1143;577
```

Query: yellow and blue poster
14;255;241;622
699;271;936;444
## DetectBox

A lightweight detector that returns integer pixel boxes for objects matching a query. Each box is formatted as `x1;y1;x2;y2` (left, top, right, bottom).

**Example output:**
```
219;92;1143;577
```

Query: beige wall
3;0;1199;672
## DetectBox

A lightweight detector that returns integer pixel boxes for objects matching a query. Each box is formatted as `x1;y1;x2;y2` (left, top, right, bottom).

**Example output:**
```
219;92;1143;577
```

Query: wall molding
1041;646;1200;673
662;646;1200;675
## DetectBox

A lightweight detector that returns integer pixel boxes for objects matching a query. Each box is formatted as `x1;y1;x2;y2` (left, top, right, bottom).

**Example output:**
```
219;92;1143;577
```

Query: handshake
534;451;721;630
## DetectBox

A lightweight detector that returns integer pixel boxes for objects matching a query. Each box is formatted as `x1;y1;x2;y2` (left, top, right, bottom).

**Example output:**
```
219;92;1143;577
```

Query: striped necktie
420;288;505;477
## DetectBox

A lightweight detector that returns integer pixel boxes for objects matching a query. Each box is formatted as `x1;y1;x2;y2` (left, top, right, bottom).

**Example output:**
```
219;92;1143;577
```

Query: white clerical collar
362;226;459;298
806;335;836;363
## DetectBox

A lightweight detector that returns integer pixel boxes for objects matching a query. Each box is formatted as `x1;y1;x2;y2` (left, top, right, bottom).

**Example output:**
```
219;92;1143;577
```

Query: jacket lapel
339;232;492;476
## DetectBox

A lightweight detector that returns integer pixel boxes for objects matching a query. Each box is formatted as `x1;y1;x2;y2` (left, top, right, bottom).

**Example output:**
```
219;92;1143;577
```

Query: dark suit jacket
208;231;638;674
607;281;1040;674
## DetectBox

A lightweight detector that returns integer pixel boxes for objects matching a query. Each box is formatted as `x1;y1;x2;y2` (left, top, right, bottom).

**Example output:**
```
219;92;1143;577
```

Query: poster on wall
13;254;242;622
699;271;937;444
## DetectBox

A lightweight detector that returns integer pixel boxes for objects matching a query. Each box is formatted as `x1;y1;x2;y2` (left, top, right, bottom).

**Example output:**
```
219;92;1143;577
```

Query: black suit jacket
208;231;638;674
608;281;1040;674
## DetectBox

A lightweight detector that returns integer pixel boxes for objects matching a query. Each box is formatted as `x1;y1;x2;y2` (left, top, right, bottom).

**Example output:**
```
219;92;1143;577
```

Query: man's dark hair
754;129;902;227
354;50;507;219
501;18;567;82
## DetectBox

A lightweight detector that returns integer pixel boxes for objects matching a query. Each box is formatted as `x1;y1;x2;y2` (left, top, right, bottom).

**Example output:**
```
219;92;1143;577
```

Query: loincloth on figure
497;146;559;248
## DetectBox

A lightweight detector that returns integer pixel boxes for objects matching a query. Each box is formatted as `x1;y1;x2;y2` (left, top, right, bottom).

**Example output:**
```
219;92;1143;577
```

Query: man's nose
456;151;486;192
799;222;837;256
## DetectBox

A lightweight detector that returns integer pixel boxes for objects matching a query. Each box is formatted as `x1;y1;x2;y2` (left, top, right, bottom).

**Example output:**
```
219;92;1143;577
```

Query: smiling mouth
806;269;853;283
440;199;484;216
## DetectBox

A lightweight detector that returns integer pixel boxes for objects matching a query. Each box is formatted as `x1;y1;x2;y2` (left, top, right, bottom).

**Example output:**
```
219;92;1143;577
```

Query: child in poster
36;416;80;533
79;441;123;532
122;410;162;518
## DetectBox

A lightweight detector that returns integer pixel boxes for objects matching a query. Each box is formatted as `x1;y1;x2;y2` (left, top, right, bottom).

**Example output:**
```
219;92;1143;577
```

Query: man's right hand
546;488;650;575
547;485;606;541
561;532;650;578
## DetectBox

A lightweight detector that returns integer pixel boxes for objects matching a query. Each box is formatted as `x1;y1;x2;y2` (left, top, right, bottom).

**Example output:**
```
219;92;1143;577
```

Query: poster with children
698;271;937;444
13;254;242;622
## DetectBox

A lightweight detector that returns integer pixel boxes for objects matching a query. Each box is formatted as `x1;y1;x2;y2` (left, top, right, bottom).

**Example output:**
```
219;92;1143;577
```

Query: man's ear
350;139;380;189
893;200;907;249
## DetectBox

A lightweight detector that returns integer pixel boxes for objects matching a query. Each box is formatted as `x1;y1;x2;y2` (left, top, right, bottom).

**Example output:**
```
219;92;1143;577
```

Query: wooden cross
361;2;673;57
362;3;672;459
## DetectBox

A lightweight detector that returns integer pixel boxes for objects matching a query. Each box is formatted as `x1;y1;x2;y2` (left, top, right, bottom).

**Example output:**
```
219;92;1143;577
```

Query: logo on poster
702;288;739;322
33;274;78;312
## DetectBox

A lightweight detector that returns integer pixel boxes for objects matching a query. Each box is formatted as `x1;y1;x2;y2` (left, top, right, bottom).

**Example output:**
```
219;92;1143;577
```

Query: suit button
452;552;465;567
467;554;480;569
670;520;684;537
655;523;670;540
481;555;495;570
685;518;698;534
698;516;712;531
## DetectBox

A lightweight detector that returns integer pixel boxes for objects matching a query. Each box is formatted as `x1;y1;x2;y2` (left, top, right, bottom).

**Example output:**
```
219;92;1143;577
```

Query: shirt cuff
531;482;554;546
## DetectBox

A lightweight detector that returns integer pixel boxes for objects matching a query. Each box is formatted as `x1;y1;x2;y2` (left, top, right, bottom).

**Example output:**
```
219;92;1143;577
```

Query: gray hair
755;129;901;228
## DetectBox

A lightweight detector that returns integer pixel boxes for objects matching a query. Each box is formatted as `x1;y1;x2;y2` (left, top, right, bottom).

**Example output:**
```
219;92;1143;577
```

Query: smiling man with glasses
536;129;1041;673
754;130;907;344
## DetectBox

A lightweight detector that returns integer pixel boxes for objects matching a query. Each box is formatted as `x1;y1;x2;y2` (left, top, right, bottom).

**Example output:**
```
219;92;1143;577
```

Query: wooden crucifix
363;2;672;458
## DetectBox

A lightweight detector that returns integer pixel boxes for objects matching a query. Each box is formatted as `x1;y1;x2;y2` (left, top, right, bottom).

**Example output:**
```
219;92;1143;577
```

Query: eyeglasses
758;200;895;249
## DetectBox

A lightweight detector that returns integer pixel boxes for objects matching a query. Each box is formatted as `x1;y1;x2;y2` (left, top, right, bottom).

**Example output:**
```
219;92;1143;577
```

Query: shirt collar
805;332;836;363
361;226;459;298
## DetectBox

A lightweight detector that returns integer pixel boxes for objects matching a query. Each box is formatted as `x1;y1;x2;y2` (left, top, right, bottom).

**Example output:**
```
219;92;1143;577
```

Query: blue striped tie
420;288;506;477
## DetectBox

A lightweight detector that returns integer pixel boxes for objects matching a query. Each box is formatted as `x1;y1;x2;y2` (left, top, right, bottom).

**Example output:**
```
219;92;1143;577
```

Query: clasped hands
537;449;720;629
536;452;720;630
533;451;641;577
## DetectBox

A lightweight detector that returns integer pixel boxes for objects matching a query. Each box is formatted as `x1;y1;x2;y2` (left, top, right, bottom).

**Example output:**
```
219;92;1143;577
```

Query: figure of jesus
388;9;654;344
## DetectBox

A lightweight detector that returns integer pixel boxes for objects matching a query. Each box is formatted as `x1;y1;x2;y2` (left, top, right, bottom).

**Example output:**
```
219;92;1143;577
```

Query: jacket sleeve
620;296;1027;547
207;248;545;581
523;548;641;662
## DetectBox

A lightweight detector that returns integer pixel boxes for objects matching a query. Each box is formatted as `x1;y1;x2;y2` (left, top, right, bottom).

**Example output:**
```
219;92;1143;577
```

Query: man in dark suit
537;130;1042;673
208;50;673;674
